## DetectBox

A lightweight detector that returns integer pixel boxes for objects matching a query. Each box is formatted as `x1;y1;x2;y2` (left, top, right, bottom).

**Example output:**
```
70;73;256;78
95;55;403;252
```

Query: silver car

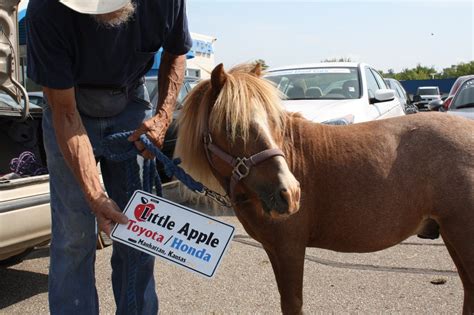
429;78;474;120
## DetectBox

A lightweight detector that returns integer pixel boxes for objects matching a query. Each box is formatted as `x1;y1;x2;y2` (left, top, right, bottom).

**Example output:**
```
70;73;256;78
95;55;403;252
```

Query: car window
386;80;401;98
188;81;199;90
416;87;439;96
266;67;360;100
448;76;474;96
145;78;158;101
177;84;188;104
146;77;199;107
371;69;388;89
451;79;474;109
364;67;380;98
393;82;405;100
393;85;403;98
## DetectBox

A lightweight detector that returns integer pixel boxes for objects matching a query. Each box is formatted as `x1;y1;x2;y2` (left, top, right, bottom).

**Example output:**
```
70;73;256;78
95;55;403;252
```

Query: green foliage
379;64;437;80
439;61;474;79
380;61;474;80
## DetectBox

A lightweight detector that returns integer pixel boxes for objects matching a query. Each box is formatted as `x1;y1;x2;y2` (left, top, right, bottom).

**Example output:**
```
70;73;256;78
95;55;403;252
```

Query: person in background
26;0;192;313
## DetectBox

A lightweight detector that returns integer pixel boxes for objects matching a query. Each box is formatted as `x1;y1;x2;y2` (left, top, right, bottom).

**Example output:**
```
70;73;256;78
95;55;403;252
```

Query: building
186;33;217;79
144;33;216;80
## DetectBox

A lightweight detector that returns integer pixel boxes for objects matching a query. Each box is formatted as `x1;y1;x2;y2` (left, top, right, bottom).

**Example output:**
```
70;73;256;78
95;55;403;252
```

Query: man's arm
43;87;128;235
129;51;186;158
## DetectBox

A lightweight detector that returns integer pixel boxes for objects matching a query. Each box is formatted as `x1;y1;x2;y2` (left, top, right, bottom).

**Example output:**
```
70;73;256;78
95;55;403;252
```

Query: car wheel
405;105;419;114
0;247;34;267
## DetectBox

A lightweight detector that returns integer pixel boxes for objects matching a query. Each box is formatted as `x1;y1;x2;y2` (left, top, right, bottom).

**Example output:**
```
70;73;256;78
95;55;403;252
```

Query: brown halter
202;128;285;201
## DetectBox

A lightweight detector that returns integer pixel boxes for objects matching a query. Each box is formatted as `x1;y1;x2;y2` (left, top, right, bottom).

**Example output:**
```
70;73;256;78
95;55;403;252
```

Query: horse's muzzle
262;183;301;218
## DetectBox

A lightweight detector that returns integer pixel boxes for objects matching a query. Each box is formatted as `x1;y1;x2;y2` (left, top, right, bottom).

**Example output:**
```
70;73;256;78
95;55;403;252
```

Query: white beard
93;1;136;28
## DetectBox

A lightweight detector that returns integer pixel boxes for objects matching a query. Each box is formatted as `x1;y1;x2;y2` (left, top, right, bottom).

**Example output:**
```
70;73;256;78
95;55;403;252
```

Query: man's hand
128;109;172;160
89;194;129;236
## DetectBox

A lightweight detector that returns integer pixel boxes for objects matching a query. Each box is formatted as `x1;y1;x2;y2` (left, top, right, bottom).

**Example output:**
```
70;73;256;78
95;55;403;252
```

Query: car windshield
266;67;360;100
188;81;199;90
416;88;439;95
451;79;474;109
145;77;198;105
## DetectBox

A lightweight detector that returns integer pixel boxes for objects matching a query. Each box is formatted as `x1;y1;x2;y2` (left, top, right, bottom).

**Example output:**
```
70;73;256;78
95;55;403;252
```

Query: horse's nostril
280;189;291;206
279;187;300;214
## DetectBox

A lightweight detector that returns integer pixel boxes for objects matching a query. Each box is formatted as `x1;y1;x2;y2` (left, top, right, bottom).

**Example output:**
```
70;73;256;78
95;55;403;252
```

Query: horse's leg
264;245;306;315
441;223;474;314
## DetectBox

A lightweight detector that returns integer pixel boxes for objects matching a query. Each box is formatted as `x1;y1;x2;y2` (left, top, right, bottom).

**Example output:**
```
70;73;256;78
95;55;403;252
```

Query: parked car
429;77;474;120
265;62;405;124
0;1;51;265
27;91;46;106
384;78;418;114
412;86;441;110
145;76;200;182
442;75;474;110
0;95;49;265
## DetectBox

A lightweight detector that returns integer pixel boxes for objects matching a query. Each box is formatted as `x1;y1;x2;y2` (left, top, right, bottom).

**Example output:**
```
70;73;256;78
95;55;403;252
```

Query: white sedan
265;62;405;124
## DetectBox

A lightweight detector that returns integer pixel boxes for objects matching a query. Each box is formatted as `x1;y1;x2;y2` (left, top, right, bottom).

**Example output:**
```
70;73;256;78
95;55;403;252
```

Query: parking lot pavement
0;211;463;314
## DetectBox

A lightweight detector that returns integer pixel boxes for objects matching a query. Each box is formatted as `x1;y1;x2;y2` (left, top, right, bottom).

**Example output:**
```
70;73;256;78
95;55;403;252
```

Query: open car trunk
0;0;51;264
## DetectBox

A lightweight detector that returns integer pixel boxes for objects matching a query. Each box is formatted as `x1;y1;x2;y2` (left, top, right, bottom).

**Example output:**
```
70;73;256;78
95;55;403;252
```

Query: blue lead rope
102;131;205;197
101;131;236;208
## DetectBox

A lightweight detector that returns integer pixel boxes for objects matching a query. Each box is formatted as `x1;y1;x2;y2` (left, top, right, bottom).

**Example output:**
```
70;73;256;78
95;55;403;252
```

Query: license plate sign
110;190;235;278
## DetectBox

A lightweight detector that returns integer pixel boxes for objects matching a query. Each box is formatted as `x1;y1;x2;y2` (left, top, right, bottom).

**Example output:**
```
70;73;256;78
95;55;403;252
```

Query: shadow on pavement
0;268;48;309
25;246;50;260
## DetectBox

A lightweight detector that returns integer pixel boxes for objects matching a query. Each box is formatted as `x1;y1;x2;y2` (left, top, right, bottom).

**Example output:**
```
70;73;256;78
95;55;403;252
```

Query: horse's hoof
417;219;440;239
417;232;440;240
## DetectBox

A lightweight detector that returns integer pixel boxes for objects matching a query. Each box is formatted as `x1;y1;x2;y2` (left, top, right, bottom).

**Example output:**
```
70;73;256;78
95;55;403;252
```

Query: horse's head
175;63;300;218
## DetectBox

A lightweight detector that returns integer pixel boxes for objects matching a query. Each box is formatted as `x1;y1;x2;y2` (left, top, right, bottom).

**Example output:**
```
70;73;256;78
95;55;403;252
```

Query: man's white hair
93;1;136;28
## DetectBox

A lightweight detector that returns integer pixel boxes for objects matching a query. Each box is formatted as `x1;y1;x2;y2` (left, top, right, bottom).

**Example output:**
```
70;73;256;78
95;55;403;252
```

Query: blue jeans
43;84;158;315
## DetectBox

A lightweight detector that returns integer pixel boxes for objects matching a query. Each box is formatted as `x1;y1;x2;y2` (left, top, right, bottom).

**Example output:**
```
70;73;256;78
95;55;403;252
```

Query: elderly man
26;0;192;313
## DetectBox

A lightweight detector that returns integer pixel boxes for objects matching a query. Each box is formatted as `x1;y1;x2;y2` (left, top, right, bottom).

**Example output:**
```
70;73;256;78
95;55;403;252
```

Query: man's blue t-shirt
26;0;192;89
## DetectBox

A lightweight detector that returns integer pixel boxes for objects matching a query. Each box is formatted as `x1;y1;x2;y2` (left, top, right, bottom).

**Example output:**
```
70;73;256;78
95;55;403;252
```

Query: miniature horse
174;63;474;314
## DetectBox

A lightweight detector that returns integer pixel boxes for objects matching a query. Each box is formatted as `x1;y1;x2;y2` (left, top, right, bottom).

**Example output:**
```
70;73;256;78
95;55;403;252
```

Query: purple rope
10;151;48;176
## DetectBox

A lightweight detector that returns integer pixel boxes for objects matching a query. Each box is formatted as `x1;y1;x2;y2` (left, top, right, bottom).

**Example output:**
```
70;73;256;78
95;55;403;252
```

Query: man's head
59;0;136;28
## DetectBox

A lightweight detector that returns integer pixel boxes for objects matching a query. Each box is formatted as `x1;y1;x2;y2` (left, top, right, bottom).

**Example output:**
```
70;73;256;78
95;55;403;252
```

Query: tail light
443;97;452;110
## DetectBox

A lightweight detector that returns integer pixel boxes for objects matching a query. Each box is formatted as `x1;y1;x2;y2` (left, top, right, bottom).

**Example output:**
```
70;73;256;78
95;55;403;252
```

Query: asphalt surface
0;184;464;314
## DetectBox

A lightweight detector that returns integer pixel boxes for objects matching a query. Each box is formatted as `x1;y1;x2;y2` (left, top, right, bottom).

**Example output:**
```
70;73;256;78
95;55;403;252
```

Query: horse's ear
250;63;263;77
211;63;227;95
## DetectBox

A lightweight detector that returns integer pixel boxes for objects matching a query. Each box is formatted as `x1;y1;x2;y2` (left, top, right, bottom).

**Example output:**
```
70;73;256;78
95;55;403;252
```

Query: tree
394;64;437;80
439;61;474;78
380;61;474;80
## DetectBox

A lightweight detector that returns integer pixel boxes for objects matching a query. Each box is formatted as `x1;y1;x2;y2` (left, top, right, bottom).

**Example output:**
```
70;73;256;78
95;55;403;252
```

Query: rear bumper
0;177;51;261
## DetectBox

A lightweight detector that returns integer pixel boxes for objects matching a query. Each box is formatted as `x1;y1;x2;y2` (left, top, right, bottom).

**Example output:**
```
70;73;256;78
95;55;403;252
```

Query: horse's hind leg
441;220;474;314
264;245;306;315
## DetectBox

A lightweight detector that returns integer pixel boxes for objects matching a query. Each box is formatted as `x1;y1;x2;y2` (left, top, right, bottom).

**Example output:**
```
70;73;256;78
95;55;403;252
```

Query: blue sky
187;0;474;72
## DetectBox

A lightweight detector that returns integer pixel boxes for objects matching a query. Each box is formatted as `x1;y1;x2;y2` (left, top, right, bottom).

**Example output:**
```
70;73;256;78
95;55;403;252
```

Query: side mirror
370;89;395;103
428;99;444;111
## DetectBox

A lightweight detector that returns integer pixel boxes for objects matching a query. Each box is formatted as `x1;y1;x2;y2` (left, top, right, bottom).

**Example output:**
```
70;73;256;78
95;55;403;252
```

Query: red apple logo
134;197;155;221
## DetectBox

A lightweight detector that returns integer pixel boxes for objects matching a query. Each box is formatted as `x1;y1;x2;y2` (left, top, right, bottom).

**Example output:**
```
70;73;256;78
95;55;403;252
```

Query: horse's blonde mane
174;64;286;193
